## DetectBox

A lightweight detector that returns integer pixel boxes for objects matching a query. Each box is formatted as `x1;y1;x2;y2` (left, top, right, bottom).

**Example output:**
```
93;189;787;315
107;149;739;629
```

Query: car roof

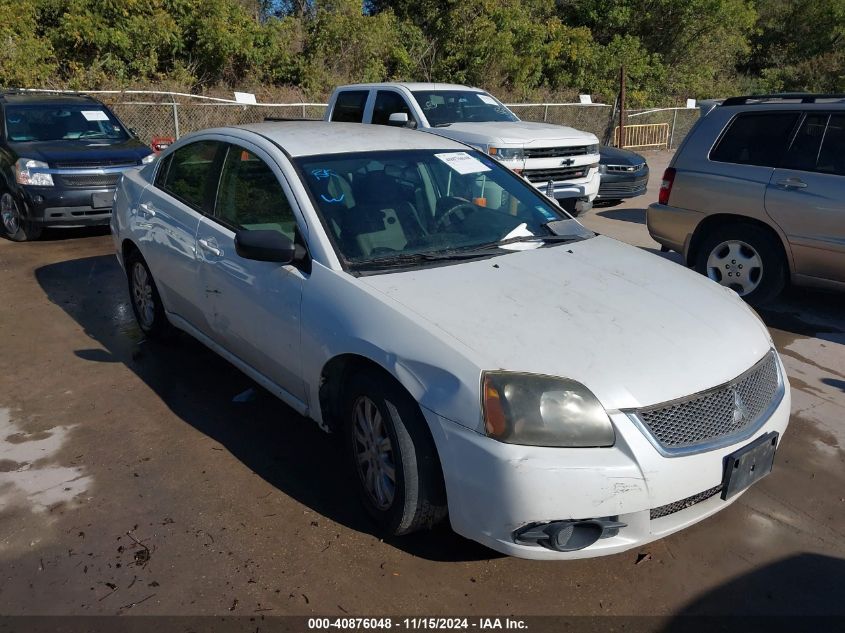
234;121;469;157
335;82;483;93
0;92;101;106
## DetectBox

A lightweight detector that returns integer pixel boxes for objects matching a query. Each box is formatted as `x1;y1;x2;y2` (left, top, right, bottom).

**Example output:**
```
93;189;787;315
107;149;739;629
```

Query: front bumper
19;185;116;227
597;168;650;200
424;371;790;560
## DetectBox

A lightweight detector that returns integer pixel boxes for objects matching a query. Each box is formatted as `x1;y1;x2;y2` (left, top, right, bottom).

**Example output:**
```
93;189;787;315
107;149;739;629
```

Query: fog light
514;518;626;552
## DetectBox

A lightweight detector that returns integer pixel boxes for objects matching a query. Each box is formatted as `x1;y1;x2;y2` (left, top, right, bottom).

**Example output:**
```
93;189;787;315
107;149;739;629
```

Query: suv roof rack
721;93;845;106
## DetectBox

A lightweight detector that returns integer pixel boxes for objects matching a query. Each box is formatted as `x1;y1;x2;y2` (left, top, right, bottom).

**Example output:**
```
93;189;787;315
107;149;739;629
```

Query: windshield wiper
351;249;496;271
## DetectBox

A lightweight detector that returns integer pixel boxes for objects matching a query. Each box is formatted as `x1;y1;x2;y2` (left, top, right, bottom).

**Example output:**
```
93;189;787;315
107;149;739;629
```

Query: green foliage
0;0;840;105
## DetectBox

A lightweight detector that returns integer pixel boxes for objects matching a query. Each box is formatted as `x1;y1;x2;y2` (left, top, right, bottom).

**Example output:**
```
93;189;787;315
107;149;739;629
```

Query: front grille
523;164;596;183
523;146;593;159
52;159;137;169
58;173;122;188
605;163;645;173
634;351;780;453
650;485;723;520
599;176;649;194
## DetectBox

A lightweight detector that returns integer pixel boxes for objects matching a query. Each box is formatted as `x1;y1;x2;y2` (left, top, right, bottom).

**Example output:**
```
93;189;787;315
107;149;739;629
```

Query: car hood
359;235;773;411
9;138;151;166
600;145;646;166
427;121;598;147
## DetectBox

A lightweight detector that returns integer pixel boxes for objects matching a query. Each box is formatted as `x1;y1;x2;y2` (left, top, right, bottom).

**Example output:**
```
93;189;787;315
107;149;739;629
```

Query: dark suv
0;92;154;241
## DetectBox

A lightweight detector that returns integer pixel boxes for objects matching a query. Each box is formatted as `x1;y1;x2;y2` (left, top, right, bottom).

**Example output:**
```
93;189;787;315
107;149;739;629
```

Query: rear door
765;112;845;283
136;139;223;332
196;141;307;404
328;90;371;123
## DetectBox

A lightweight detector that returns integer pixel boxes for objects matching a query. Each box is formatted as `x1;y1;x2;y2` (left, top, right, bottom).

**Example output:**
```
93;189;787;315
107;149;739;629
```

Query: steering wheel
433;197;476;232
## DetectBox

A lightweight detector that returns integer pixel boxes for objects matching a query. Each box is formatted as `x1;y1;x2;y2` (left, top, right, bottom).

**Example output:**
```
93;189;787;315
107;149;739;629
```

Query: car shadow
595;207;647;224
756;285;845;346
34;254;498;563
39;226;112;241
660;553;845;630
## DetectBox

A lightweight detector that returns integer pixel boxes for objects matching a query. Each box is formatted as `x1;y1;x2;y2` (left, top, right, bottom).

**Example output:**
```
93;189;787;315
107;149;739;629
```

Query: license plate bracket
91;191;113;209
721;431;779;500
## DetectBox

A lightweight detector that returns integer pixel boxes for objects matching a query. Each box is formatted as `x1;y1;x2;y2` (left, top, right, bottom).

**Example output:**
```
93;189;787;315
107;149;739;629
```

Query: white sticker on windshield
476;94;499;106
434;152;491;175
81;110;109;122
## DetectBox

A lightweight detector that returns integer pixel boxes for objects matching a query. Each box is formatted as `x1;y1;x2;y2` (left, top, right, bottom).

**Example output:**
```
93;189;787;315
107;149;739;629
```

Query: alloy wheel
131;262;155;329
352;395;397;510
705;239;763;296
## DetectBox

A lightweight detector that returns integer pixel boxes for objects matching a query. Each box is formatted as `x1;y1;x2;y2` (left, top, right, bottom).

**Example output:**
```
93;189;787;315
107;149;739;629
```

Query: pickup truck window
296;149;567;270
330;91;369;123
4;104;129;142
411;91;518;126
372;91;415;126
215;145;297;239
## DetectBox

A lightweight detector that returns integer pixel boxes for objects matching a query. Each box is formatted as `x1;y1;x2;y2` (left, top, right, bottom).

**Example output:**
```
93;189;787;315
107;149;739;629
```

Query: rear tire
343;371;447;536
1;192;42;242
694;223;786;305
126;250;171;338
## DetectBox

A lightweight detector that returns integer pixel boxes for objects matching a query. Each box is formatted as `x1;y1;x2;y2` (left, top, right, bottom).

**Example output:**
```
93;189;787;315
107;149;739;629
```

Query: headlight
141;153;157;165
482;372;615;447
488;146;524;161
14;158;53;186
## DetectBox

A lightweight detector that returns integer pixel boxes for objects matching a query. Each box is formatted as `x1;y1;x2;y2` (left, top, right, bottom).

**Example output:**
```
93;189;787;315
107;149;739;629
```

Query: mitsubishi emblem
731;388;747;425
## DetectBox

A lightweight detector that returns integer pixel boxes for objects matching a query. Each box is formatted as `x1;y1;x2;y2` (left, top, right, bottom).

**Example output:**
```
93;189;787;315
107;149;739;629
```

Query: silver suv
647;94;845;304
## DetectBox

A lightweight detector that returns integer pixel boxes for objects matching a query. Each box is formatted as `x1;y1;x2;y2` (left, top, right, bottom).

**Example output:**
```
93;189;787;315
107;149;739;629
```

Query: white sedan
111;122;790;559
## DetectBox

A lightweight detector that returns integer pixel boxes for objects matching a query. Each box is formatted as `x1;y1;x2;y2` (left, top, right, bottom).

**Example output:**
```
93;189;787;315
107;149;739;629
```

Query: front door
196;141;307;404
765;112;845;283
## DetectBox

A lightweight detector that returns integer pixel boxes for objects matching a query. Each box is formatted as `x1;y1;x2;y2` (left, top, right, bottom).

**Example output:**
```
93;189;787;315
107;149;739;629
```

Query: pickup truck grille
52;159;138;169
57;173;123;188
523;146;594;159
523;165;595;183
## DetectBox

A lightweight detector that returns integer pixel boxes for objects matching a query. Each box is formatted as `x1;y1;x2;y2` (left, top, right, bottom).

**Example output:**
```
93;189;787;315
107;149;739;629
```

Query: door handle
139;201;157;217
198;238;222;257
777;178;807;189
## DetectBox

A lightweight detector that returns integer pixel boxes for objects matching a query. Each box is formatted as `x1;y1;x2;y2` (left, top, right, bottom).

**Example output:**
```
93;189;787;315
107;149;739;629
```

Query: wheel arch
687;213;794;276
121;238;141;266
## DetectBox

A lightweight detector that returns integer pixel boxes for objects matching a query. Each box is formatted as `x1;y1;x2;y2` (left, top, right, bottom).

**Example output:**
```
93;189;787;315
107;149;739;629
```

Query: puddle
0;407;92;514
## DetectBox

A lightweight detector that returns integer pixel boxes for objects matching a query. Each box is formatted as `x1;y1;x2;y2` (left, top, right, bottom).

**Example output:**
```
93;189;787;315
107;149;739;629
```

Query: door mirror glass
235;229;295;263
388;112;409;125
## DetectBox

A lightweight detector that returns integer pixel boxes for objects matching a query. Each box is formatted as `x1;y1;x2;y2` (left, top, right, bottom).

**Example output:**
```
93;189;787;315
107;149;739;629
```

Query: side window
154;153;172;188
372;91;414;126
709;112;800;167
817;114;845;176
782;114;828;172
330;91;369;123
215;145;297;239
162;141;220;211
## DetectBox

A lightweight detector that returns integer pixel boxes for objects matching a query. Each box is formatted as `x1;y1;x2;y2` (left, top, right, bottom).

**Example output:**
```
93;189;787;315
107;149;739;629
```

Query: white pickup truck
324;83;600;214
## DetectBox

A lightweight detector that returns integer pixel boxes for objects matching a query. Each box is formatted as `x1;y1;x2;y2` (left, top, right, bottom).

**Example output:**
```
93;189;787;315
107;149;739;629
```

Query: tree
0;0;56;87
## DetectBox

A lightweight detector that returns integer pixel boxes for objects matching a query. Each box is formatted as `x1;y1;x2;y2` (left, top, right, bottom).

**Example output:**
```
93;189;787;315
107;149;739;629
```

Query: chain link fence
17;89;699;151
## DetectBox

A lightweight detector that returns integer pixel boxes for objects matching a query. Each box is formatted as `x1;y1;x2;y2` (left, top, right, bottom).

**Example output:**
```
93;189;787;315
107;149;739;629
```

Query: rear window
162;141;220;211
330;91;369;123
4;104;128;142
709;112;800;167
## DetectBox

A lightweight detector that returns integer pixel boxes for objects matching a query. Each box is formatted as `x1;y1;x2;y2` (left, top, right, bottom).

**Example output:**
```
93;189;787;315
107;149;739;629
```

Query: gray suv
647;94;844;304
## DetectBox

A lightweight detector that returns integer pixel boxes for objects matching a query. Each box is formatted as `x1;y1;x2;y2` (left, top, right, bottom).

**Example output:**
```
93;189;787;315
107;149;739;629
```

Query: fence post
302;102;306;119
543;104;549;122
171;102;180;139
669;108;677;149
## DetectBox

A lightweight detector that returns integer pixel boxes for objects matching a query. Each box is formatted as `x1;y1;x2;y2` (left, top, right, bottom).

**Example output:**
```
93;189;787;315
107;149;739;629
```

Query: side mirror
388;112;416;128
235;229;296;263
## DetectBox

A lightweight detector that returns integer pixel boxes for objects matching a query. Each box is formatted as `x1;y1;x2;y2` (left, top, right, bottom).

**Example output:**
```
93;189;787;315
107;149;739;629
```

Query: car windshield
411;91;519;126
4;105;129;142
297;149;579;271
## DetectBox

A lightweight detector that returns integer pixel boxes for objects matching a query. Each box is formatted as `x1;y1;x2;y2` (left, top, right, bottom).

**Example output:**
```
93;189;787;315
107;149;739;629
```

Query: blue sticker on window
321;193;345;203
311;168;334;180
536;205;557;220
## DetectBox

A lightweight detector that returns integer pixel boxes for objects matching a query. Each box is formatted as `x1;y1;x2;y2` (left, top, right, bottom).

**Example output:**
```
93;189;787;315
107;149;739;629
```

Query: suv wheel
1;192;42;242
343;372;447;536
695;223;786;305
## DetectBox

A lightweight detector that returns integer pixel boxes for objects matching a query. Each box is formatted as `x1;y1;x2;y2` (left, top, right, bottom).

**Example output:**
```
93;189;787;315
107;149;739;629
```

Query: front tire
343;372;447;536
126;250;171;338
1;192;42;242
694;223;786;305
